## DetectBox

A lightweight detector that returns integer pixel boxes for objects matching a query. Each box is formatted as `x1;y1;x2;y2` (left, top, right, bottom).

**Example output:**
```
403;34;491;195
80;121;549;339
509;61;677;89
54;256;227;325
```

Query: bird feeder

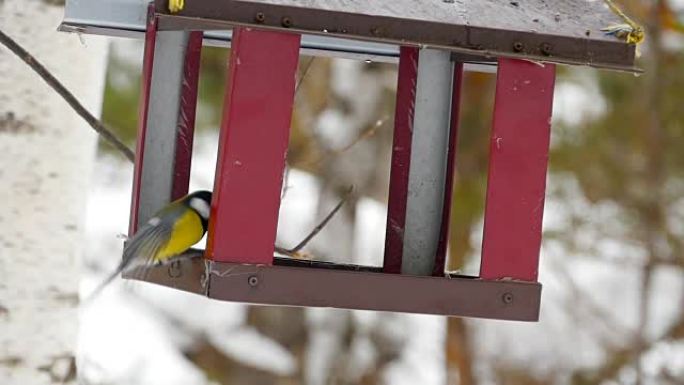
61;0;638;321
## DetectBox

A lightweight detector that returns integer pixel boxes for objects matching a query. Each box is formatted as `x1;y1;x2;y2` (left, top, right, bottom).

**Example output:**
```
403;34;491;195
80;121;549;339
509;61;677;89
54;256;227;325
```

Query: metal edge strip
153;0;638;72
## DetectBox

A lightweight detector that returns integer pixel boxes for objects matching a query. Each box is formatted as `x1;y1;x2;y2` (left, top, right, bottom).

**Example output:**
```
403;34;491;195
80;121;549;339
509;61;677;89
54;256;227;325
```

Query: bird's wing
84;216;174;303
122;218;174;280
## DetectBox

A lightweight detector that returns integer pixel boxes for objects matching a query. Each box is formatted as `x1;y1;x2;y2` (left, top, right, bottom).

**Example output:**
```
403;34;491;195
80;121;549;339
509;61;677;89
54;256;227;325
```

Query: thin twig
332;116;387;155
0;29;136;162
295;56;315;96
275;185;354;255
635;258;654;385
303;116;389;168
549;255;636;342
281;165;291;200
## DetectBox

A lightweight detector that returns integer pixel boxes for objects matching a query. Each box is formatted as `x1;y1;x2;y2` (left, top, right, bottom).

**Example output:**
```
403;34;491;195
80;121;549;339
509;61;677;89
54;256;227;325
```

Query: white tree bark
0;1;108;383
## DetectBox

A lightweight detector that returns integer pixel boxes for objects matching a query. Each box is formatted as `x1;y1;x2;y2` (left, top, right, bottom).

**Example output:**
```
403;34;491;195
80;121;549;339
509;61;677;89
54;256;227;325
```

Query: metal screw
254;12;265;23
281;17;292;27
512;42;524;52
540;43;552;56
502;292;514;304
168;260;182;278
248;275;259;287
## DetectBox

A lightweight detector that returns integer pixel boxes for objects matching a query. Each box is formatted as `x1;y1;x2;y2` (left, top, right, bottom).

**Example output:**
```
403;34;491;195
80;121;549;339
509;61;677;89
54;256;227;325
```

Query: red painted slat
171;31;203;200
480;59;556;281
432;62;464;277
383;47;418;274
206;28;301;264
129;4;157;235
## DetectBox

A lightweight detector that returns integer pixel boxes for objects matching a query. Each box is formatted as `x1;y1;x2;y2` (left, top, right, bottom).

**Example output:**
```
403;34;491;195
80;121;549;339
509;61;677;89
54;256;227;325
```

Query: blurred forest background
89;0;684;384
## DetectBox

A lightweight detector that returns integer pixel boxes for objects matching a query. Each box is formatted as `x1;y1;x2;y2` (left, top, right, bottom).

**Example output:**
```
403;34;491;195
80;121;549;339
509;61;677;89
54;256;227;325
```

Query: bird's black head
185;190;212;231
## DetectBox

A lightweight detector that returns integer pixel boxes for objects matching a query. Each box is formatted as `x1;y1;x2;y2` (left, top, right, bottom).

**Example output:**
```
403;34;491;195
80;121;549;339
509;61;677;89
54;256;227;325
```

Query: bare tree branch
303;116;390;168
275;185;354;256
331;117;387;156
550;256;637;343
571;308;684;385
0;28;136;162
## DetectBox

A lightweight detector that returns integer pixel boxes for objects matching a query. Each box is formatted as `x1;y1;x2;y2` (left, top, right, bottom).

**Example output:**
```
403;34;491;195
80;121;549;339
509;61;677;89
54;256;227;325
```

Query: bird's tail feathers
81;259;128;306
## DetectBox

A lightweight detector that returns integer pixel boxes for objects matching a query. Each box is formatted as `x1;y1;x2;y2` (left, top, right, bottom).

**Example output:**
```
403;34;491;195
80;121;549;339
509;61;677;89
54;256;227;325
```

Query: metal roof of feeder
61;0;639;71
154;0;638;71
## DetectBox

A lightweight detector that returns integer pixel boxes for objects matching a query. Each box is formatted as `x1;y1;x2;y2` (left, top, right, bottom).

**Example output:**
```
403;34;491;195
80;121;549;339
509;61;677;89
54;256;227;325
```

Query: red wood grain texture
480;58;556;281
383;47;418;274
206;28;301;264
129;4;158;235
171;31;203;200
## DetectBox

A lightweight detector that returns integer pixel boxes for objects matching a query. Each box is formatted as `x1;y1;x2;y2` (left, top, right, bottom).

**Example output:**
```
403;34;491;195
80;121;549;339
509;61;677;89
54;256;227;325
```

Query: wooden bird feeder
61;0;638;321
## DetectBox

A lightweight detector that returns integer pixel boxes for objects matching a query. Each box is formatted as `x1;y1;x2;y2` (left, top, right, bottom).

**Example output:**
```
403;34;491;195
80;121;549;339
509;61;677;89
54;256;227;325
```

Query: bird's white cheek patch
148;217;161;226
190;198;211;220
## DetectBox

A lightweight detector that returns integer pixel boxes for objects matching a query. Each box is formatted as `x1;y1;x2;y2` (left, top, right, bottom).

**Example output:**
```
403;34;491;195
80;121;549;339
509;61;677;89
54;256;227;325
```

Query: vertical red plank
480;59;556;281
129;4;157;235
171;31;203;200
383;47;418;274
432;62;464;277
206;28;301;264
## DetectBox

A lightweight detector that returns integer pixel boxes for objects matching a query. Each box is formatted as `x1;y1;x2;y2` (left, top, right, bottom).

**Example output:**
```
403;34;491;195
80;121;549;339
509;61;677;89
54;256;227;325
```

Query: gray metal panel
59;0;502;70
151;0;637;71
137;30;189;225
63;0;631;44
401;49;453;276
60;0;399;62
64;0;148;31
242;0;625;42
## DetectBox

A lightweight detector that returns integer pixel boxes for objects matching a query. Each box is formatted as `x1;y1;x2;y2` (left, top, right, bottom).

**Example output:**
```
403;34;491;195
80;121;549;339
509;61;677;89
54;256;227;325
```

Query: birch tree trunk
0;1;108;383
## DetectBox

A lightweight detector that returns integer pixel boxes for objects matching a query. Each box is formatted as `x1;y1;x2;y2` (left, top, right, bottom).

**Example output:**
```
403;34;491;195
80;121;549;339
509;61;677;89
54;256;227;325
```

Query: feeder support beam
401;49;454;276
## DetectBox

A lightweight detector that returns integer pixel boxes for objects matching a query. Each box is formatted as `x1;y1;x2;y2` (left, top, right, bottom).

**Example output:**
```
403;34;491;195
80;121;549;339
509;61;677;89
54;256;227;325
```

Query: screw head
168;260;182;278
254;12;265;23
502;292;514;304
512;42;524;52
248;275;259;287
540;43;552;56
281;17;292;28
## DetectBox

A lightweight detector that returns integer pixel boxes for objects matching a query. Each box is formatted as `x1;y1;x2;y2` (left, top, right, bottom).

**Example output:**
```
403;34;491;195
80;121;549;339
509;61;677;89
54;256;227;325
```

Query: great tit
88;190;212;299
